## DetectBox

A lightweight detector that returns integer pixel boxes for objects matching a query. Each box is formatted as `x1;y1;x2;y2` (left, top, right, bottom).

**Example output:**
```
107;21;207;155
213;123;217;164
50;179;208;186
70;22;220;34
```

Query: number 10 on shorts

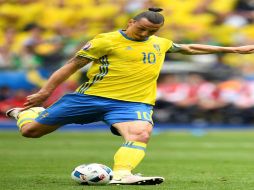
136;111;153;121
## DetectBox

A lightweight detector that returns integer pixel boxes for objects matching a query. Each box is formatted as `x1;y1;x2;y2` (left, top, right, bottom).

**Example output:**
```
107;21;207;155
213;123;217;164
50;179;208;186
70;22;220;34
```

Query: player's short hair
133;8;164;24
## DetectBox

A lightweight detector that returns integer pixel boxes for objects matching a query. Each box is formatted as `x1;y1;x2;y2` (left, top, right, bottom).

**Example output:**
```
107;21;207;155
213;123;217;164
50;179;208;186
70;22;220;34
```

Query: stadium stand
1;0;254;124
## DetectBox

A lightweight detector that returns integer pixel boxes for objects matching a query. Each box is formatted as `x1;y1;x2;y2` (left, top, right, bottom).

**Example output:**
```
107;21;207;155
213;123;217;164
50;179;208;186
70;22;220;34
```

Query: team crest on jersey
82;42;92;50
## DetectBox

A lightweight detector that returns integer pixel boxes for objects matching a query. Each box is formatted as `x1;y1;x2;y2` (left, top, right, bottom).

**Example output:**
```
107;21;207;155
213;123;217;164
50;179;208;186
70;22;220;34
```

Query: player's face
126;18;163;41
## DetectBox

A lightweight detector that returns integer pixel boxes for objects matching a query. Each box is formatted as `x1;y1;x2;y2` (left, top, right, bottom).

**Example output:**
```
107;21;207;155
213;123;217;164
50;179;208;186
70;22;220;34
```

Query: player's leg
6;107;61;138
20;121;60;138
110;121;164;185
6;93;105;138
103;99;164;185
112;120;152;175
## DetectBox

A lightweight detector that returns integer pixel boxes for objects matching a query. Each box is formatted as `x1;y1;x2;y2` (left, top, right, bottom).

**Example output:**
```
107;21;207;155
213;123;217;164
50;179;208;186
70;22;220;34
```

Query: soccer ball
71;163;113;185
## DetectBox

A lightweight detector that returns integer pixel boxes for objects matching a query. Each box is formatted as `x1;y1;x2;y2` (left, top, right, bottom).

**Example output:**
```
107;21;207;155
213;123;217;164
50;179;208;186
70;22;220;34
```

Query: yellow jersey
76;30;173;105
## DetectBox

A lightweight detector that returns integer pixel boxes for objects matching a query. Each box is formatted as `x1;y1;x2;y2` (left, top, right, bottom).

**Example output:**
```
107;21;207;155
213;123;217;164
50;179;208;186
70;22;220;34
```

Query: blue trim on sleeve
167;43;182;53
119;30;149;42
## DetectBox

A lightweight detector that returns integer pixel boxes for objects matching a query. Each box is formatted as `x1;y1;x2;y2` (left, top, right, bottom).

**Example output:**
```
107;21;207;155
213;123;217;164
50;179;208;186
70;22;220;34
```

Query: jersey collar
119;30;149;42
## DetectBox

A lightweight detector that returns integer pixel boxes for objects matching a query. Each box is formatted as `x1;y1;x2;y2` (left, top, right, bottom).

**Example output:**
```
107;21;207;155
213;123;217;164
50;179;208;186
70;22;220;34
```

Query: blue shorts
36;93;154;135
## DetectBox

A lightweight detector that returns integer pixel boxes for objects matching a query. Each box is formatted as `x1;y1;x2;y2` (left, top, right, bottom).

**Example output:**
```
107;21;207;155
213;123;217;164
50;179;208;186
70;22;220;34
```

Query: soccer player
6;8;254;185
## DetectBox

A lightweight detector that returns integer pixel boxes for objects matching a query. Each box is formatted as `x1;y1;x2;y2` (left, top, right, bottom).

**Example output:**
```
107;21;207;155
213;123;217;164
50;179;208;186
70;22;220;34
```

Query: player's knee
130;125;152;143
139;128;152;142
21;127;43;138
135;131;151;143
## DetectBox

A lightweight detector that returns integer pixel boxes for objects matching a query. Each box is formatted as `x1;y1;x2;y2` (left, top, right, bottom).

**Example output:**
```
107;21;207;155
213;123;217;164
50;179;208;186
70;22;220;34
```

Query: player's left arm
167;43;254;54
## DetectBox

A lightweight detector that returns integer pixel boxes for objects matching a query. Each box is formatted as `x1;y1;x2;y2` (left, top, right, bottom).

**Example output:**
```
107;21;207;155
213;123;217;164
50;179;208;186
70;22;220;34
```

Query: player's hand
22;91;50;110
235;45;254;54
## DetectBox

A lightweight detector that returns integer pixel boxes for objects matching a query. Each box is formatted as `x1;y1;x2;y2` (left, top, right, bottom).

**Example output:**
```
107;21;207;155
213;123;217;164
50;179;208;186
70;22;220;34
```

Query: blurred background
1;0;254;129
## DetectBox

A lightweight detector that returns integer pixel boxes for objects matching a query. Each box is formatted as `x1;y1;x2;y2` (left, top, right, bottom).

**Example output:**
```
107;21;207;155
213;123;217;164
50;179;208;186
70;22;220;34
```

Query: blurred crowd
0;0;254;124
154;73;254;124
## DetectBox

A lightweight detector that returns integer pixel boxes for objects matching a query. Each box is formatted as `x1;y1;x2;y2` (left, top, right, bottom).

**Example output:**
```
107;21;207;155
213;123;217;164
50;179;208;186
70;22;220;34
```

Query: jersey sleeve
159;38;174;53
76;34;111;60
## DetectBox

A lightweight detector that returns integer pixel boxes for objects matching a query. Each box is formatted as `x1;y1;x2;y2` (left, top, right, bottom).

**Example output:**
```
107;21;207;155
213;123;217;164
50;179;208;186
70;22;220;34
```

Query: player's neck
122;30;133;39
120;29;149;42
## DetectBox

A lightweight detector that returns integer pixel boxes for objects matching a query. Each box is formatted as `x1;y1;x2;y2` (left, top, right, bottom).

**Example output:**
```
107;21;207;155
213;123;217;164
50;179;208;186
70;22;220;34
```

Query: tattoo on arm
68;55;91;68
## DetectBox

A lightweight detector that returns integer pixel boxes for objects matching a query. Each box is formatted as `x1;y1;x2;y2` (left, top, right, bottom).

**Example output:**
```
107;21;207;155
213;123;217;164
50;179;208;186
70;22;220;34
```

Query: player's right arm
23;56;91;110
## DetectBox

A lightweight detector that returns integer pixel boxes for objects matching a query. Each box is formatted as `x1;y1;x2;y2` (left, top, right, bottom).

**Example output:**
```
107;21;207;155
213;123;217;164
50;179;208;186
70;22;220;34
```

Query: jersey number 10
136;111;152;121
142;52;156;64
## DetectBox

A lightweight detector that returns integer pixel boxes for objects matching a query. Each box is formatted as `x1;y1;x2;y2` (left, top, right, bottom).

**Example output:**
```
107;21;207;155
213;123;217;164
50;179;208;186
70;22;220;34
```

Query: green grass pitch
1;129;254;190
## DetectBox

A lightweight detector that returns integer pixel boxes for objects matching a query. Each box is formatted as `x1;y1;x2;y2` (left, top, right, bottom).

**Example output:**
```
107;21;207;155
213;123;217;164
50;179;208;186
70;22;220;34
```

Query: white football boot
6;107;45;120
110;173;164;185
6;108;23;120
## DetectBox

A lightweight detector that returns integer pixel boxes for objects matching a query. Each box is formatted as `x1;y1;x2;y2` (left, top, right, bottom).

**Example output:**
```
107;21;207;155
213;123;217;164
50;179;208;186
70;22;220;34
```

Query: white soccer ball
71;163;113;185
